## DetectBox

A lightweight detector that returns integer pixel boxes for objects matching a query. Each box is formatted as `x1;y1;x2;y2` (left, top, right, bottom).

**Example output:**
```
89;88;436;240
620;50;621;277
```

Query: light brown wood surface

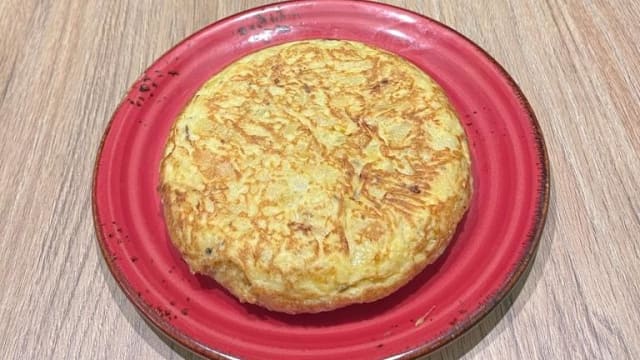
1;0;638;359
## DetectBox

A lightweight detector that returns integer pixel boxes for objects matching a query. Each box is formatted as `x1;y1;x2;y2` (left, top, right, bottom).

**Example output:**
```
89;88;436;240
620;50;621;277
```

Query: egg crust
160;40;472;314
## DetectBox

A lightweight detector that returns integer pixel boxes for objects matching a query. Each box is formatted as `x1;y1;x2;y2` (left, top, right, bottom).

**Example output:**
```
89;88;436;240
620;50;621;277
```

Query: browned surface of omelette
160;40;472;314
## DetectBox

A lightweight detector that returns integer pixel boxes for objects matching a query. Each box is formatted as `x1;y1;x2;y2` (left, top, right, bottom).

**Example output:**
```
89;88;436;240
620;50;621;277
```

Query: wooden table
1;1;638;359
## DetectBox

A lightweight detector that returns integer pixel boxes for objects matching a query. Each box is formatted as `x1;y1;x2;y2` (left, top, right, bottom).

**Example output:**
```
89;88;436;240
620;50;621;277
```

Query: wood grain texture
0;0;638;359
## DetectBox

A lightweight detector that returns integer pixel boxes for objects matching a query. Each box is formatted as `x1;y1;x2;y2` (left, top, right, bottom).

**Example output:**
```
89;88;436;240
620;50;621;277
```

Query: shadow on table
98;177;556;360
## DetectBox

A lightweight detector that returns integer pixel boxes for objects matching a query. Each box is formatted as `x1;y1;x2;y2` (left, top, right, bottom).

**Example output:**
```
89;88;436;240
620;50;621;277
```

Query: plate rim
92;0;550;358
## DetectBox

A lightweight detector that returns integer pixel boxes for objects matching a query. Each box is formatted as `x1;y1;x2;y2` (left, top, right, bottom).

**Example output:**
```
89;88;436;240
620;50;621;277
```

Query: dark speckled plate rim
92;0;550;359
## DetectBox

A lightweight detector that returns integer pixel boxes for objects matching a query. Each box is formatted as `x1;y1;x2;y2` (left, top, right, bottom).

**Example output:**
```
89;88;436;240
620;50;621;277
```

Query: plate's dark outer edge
91;1;551;359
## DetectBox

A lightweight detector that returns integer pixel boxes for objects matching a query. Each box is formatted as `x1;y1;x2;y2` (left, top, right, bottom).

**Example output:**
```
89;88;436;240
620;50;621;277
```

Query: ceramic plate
93;1;549;358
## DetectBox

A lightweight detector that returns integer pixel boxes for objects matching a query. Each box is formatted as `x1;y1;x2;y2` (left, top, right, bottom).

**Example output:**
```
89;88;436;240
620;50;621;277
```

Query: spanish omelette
160;40;472;314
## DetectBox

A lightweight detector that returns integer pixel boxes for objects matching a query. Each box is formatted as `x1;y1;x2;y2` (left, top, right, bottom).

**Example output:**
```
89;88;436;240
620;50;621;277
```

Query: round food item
160;40;472;314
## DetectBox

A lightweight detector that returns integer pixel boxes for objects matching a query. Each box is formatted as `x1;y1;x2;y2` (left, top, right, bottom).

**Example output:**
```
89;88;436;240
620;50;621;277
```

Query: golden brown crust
160;40;472;314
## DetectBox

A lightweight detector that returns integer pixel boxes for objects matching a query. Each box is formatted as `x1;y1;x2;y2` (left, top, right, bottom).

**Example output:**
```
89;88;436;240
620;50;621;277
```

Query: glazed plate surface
93;1;549;359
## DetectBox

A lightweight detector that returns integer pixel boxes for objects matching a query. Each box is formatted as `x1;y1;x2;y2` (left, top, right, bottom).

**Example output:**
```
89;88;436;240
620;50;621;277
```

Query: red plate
93;1;549;359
